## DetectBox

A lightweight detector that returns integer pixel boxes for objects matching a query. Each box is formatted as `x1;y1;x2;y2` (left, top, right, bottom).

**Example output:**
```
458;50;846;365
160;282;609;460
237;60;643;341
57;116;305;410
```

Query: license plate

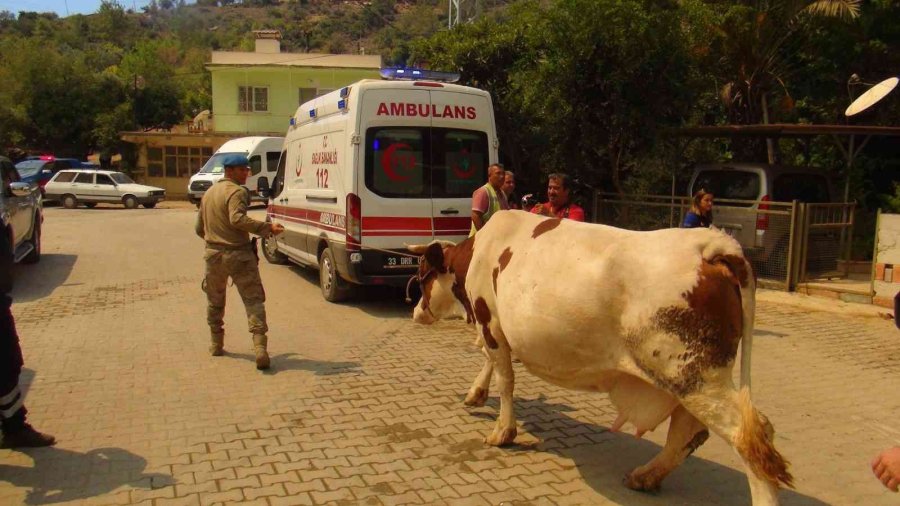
384;255;419;269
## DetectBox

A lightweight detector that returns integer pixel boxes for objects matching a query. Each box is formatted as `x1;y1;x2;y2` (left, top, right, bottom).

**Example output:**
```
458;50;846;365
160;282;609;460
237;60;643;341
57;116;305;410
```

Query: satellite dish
845;76;899;116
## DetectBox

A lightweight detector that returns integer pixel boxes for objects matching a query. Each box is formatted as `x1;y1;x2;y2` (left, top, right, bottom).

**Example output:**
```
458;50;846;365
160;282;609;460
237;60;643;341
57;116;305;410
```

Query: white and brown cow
409;210;792;506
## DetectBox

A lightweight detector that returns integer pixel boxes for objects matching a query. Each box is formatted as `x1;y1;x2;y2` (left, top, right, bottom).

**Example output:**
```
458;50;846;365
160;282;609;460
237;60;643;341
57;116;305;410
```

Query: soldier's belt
205;242;253;251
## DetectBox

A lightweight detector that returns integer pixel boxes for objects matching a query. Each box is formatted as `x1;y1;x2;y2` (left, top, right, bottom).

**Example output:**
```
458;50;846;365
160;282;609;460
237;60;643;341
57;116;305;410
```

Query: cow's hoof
623;470;662;493
484;427;517;446
464;387;489;407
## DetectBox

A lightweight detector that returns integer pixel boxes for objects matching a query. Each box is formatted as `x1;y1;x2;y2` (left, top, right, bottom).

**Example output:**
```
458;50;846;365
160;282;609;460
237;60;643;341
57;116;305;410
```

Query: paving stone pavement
0;206;898;505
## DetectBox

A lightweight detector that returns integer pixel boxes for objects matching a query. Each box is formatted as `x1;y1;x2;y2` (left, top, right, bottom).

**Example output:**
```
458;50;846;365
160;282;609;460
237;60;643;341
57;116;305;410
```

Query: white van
262;71;498;301
187;136;284;206
687;163;837;275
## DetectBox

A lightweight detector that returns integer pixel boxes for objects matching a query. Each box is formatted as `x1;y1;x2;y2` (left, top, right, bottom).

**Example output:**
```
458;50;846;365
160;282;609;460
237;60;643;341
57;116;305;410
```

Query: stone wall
874;212;900;308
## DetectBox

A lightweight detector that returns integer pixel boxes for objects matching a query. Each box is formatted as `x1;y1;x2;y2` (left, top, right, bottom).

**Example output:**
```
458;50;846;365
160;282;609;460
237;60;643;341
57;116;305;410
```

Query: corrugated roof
253;30;281;39
208;51;382;69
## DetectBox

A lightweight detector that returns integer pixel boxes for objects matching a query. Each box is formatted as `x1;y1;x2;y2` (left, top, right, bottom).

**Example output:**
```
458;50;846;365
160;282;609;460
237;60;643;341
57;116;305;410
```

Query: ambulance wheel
319;247;351;303
262;235;289;265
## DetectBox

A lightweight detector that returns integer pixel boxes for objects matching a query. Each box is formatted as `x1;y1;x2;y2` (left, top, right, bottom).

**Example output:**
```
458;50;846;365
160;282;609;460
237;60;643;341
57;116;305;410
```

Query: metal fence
591;192;855;290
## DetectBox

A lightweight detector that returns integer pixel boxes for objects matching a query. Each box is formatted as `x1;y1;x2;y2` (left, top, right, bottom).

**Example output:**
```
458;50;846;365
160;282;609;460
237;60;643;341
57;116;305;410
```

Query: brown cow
410;211;791;505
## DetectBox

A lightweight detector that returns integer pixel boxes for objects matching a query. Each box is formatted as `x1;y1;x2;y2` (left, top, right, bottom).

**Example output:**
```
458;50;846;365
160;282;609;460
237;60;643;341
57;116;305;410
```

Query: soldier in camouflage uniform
195;154;284;369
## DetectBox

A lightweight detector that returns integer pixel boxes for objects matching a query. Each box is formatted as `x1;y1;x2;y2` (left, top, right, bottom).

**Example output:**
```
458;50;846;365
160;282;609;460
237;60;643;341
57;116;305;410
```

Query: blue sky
0;0;152;17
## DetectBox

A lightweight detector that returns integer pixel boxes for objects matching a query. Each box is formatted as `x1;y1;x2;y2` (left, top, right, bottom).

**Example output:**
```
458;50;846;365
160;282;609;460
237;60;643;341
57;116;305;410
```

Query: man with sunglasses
195;154;284;369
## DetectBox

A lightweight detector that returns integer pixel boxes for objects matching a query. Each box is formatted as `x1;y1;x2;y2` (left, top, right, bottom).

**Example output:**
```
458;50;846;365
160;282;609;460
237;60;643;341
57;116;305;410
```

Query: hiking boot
210;333;224;356
253;334;270;370
1;424;56;449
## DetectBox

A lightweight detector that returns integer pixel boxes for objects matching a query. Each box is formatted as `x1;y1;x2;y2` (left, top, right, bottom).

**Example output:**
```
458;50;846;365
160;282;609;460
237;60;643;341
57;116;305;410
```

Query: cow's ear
424;242;445;272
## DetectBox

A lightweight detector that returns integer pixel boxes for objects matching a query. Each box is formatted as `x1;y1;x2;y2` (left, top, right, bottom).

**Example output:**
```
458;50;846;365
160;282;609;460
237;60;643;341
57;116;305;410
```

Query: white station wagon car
44;169;166;209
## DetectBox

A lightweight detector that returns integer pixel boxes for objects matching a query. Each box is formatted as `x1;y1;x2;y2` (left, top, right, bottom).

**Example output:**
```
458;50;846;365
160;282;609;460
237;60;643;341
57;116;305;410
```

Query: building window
299;87;316;105
239;86;268;112
164;146;213;178
147;147;163;177
317;88;335;97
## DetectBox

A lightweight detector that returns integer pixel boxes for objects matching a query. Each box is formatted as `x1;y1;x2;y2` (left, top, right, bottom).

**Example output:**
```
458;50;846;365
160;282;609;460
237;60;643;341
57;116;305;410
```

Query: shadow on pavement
0;446;174;505
222;351;360;376
12;254;77;303
285;264;413;319
468;396;827;506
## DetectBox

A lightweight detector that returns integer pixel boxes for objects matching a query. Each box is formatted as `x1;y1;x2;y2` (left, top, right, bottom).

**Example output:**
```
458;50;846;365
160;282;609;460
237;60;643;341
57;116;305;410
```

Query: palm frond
803;0;861;20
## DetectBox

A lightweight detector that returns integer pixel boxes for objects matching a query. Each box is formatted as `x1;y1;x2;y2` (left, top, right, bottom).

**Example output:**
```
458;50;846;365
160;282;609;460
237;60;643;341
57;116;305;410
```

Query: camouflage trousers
203;247;268;337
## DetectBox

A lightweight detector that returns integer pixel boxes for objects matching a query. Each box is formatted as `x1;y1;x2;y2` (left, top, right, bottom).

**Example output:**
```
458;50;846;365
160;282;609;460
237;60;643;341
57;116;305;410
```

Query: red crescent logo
294;144;302;176
381;143;414;182
452;163;477;179
451;148;477;179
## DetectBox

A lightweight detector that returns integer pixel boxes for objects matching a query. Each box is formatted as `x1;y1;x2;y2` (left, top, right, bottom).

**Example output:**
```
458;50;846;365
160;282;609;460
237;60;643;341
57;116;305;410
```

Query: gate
592;193;855;290
794;203;856;283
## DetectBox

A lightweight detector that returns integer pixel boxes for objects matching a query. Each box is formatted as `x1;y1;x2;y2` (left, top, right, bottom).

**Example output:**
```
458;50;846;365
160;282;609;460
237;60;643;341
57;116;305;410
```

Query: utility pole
448;0;460;29
449;0;481;29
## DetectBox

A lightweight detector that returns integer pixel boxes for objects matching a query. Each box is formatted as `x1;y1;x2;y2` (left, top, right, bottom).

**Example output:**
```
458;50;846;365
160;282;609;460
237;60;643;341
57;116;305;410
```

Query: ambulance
262;69;498;302
187;136;284;206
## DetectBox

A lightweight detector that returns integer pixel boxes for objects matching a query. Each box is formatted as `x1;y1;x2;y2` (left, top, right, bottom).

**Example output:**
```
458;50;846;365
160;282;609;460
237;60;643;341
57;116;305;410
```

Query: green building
121;30;382;198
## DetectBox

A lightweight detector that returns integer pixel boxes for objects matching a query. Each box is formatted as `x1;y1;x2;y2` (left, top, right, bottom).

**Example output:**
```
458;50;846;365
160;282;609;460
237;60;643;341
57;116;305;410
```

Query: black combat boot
1;424;56;449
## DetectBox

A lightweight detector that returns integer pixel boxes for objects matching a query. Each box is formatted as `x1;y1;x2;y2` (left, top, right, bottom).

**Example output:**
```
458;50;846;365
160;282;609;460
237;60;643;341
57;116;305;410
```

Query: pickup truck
1;156;42;265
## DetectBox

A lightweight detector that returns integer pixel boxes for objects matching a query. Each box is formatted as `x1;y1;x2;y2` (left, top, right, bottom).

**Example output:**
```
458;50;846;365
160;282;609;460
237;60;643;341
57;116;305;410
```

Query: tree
699;1;861;162
414;0;701;197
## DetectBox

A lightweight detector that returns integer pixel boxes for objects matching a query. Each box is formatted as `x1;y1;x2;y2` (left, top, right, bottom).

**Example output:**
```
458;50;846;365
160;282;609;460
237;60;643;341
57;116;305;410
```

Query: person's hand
534;204;550;217
872;446;900;492
270;223;285;236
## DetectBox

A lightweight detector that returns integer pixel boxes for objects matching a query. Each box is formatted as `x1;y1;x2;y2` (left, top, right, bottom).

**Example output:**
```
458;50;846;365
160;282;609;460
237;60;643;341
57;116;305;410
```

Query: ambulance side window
249;155;262;176
271;150;286;198
365;127;427;198
266;152;280;173
431;128;488;198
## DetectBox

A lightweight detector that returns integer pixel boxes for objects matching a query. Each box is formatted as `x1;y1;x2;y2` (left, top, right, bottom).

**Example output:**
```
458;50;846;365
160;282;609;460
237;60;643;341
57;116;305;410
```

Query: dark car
1;156;42;264
14;158;87;195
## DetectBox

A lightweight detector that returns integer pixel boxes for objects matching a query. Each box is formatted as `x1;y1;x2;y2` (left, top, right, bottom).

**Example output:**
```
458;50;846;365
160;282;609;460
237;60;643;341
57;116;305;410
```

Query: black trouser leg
0;299;27;434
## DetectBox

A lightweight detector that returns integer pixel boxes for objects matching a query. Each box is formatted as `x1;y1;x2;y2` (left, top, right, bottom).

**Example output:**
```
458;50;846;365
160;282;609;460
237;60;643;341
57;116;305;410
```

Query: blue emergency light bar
379;67;460;83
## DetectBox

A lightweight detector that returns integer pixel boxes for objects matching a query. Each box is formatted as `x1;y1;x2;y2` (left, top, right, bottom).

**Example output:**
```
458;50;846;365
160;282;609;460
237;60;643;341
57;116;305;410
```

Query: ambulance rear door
357;86;435;275
428;86;494;241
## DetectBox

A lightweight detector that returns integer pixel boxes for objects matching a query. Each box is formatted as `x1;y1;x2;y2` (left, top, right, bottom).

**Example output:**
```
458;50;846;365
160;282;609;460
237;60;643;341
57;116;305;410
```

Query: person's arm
471;187;488;231
0;229;13;294
227;189;273;237
873;446;900;492
194;208;205;240
471;210;486;231
531;203;551;216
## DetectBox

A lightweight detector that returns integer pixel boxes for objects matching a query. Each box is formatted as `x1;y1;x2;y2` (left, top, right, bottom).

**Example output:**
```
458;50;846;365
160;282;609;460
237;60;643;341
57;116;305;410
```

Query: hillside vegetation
1;0;898;231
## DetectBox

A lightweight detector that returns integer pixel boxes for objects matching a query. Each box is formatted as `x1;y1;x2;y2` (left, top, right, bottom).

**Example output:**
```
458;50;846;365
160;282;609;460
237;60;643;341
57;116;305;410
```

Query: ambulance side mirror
257;177;270;198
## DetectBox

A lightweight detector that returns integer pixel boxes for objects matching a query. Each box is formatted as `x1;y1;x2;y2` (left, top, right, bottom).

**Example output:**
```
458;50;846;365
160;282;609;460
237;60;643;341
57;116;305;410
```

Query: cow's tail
708;253;755;390
736;387;794;488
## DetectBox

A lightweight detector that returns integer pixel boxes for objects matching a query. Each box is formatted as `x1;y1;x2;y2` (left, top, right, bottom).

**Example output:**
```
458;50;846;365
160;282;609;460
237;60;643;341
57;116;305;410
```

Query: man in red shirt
530;172;585;221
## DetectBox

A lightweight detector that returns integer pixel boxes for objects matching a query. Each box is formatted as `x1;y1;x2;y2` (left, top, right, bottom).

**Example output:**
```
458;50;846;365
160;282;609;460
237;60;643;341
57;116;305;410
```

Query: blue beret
221;154;249;167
